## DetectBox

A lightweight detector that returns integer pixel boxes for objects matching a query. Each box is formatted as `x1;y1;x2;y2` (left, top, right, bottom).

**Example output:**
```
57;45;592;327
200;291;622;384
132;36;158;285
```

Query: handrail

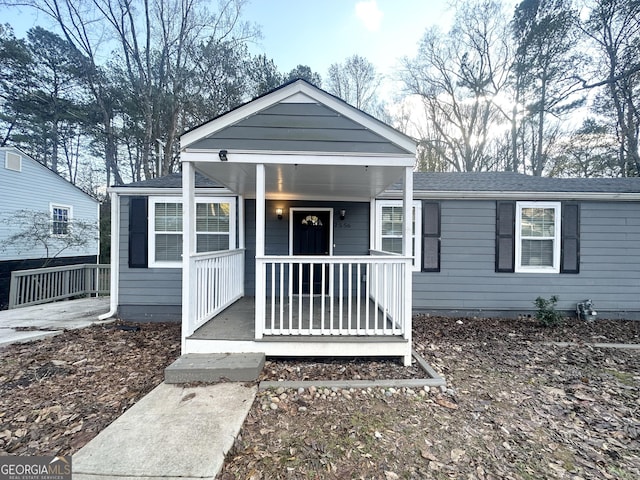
9;264;110;309
256;255;411;338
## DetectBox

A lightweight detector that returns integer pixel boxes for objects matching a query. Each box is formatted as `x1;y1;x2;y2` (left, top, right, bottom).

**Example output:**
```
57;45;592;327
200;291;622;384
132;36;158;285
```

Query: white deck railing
9;264;110;309
191;249;244;334
256;254;411;337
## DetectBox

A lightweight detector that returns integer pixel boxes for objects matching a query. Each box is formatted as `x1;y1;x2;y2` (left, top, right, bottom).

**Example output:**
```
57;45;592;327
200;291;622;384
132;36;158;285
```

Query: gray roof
121;170;640;194
120;172;221;188
405;172;640;194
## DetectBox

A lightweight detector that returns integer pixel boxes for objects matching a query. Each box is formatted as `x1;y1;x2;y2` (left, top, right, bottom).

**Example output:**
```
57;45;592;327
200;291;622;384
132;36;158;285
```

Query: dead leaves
221;317;640;479
0;321;181;456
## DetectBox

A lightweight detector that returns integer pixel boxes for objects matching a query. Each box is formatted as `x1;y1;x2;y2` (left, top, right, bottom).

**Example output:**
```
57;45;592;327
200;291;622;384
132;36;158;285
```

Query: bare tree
401;1;510;172
5;0;259;182
1;210;98;266
512;0;585;176
326;54;382;114
579;0;640;176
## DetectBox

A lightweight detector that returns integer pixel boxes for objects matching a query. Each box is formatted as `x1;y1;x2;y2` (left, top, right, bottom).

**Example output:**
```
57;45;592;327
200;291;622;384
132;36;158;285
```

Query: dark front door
292;210;330;294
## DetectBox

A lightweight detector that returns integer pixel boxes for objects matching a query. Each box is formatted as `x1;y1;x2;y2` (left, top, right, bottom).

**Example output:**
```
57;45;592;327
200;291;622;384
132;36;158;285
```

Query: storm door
291;210;331;294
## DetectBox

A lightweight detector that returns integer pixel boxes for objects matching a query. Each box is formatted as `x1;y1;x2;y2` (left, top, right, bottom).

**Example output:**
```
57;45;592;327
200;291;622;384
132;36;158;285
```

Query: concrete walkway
73;382;257;480
0;297;111;346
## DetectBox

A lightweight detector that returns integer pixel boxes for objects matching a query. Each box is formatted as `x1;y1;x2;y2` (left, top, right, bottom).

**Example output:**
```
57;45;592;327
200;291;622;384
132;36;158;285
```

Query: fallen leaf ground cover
220;316;640;479
0;322;180;456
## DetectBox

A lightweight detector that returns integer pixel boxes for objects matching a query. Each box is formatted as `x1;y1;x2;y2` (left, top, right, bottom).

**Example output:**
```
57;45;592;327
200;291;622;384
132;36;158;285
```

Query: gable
187;102;408;154
181;80;416;155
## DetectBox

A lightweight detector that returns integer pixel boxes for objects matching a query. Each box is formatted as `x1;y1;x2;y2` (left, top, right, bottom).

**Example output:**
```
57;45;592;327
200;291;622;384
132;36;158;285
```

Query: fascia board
379;190;640;201
181;150;416;167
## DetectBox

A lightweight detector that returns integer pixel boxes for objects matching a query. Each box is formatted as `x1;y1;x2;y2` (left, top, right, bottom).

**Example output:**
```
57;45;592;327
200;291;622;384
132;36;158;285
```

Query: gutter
379;190;640;201
99;191;120;321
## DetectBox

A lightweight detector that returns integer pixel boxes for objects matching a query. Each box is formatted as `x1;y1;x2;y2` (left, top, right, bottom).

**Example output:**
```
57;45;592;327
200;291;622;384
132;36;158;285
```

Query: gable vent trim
5;152;22;172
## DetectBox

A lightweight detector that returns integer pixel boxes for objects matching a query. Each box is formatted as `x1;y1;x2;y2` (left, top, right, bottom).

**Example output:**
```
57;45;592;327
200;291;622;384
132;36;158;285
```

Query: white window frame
50;203;72;237
515;201;561;273
375;200;422;272
148;196;236;268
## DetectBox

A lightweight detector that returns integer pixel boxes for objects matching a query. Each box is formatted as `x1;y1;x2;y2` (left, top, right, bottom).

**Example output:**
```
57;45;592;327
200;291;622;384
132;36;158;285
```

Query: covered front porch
178;80;417;365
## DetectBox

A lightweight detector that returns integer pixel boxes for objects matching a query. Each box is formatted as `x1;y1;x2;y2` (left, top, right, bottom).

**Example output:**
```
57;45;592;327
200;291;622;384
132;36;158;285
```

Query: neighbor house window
51;205;71;235
148;197;235;268
515;202;561;273
375;200;422;271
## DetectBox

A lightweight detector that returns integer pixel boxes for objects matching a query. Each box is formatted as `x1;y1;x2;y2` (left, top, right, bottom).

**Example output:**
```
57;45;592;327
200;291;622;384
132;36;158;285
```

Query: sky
2;0;456;100
240;0;455;83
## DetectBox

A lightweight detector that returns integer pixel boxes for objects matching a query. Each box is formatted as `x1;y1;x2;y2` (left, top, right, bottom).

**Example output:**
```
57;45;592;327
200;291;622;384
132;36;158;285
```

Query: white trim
108;187;234;195
180;80;417;153
288;207;334;256
375;200;422;272
390;190;640;202
99;192;120;320
181;162;195;352
5;151;22;172
149;195;237;268
515;201;561;274
49;203;73;236
181;150;415;167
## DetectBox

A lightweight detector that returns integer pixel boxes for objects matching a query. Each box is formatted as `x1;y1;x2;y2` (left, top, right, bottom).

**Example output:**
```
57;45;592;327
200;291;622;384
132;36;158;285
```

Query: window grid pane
521;239;554;267
155;203;182;232
521;208;555;238
52;207;69;235
155;233;182;262
196;203;230;233
197;234;230;253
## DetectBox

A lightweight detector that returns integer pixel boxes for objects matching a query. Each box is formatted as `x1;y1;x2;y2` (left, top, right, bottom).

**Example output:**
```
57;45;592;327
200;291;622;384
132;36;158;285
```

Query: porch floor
189;296;401;341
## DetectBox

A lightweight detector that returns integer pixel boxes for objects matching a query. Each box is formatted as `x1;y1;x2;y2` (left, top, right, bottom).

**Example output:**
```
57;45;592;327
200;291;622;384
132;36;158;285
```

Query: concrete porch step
165;353;266;384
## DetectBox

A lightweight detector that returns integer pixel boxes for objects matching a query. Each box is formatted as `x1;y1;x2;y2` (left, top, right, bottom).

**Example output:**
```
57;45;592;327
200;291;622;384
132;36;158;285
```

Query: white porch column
402;166;413;365
255;164;265;339
181;161;196;352
238;195;245;249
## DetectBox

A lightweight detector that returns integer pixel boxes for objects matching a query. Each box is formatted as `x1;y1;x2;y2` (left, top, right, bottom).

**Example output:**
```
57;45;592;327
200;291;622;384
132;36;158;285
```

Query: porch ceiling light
276;208;283;220
218;149;228;161
340;209;346;220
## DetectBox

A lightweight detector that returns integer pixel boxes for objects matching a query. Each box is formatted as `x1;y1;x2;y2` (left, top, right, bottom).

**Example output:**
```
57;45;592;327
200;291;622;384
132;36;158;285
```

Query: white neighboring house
0;147;100;308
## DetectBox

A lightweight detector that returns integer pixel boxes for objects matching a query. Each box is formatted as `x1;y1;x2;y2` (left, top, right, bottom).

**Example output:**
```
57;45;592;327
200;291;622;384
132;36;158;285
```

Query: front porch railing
256;254;411;337
9;264;110;309
191;248;244;334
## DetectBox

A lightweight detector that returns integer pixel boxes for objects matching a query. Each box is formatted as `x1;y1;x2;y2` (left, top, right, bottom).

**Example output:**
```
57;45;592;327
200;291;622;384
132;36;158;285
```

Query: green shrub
534;295;563;327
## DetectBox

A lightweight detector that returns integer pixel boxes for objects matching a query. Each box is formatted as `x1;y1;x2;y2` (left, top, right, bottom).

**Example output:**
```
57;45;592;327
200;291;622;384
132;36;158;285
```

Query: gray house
0;147;100;308
105;80;640;364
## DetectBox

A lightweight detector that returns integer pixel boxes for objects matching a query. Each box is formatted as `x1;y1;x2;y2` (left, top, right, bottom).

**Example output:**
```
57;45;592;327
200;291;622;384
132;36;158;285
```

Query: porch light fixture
218;149;228;161
276;208;283;220
340;209;346;220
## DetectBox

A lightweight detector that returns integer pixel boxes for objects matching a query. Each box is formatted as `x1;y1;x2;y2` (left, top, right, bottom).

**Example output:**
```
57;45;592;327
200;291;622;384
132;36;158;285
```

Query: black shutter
561;202;580;274
129;197;148;268
496;201;515;272
422;201;440;272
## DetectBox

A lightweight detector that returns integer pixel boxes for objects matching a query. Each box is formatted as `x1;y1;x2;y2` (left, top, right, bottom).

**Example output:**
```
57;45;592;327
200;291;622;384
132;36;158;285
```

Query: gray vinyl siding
118;196;183;319
0;148;99;261
413;200;640;317
244;199;370;295
188;103;408;154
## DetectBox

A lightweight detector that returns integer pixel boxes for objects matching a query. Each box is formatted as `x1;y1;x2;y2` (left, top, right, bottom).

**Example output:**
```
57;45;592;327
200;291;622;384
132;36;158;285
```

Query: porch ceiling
194;161;409;200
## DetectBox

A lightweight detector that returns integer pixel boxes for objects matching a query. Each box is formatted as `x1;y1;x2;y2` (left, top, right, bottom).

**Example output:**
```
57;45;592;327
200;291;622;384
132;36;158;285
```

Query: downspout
99;191;120;320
